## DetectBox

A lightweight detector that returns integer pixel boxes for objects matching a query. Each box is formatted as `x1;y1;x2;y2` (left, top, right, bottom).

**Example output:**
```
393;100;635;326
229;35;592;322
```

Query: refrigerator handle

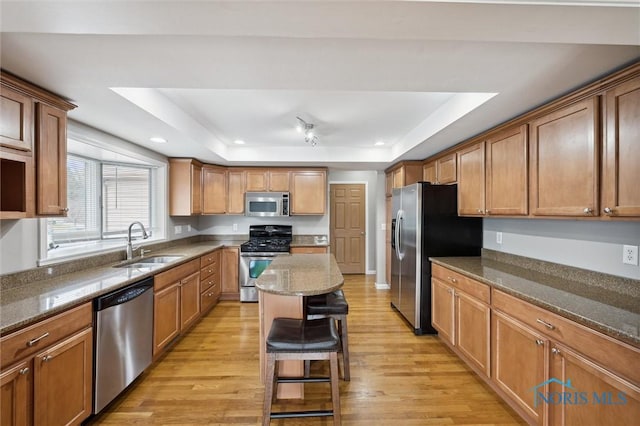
395;209;404;260
391;218;396;251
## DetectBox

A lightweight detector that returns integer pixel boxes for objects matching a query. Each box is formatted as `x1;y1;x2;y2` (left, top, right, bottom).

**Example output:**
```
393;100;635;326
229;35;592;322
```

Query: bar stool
263;317;341;426
306;289;350;381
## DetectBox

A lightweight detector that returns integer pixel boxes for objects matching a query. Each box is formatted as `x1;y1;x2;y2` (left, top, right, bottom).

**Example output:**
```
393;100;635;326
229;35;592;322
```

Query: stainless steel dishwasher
93;277;154;414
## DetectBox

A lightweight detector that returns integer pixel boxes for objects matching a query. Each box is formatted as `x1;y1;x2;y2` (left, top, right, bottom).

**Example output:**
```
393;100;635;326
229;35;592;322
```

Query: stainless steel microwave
245;192;289;217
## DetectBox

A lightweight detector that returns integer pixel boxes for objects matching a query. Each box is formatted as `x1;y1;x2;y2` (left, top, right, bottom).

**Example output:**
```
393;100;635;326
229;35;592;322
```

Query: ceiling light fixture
149;136;167;143
375;141;385;146
296;116;319;147
234;139;246;145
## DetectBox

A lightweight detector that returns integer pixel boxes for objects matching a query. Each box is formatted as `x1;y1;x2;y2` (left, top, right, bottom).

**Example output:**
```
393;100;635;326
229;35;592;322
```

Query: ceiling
1;1;639;170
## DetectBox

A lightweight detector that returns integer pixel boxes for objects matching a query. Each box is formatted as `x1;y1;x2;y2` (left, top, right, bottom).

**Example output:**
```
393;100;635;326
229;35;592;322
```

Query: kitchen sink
115;255;184;268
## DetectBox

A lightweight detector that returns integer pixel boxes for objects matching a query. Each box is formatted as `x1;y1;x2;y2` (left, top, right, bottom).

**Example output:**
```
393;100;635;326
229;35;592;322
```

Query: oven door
239;254;277;302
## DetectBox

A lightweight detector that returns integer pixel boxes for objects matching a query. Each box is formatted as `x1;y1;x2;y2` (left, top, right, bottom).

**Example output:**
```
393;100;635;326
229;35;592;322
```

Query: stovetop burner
241;225;292;253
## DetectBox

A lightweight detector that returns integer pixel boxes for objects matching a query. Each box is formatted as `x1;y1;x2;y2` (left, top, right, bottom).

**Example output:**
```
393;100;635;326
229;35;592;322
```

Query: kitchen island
256;253;344;399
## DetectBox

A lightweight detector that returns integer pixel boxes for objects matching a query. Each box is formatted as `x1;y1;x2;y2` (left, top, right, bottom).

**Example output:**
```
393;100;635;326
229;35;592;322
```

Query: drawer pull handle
42;355;53;363
27;332;50;347
536;318;555;330
535;339;544;346
551;348;561;355
19;367;30;375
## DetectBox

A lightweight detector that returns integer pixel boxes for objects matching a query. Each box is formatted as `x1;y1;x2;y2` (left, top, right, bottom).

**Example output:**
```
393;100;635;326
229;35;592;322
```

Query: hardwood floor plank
88;274;525;425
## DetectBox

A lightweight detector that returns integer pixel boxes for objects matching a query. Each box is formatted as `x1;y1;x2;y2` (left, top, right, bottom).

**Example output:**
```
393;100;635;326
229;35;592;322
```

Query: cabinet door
492;311;547;425
392;168;404;189
268;170;290;192
436;153;457;184
0;360;31;426
385;172;393;196
486;125;528;216
423;161;436;183
549;343;640;426
455;291;490;376
603;77;640;217
191;162;202;214
431;278;455;345
180;272;200;331
221;247;239;297
169;159;202;216
202;165;226;214
34;327;92;426
245;169;269;191
36;103;67;216
457;141;486;216
0;85;33;152
153;283;181;355
290;170;326;214
226;169;245;214
530;97;599;217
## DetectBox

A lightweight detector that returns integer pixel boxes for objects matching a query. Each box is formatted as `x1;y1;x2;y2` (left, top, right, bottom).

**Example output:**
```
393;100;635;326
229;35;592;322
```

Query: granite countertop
255;253;343;296
290;235;329;247
0;241;243;335
429;256;640;348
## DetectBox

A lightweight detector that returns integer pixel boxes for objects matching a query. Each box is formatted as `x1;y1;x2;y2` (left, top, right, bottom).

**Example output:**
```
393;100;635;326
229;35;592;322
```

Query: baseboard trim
375;282;390;290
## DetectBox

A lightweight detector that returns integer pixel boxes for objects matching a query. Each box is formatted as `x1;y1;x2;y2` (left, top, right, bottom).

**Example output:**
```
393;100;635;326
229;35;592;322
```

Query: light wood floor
89;275;526;425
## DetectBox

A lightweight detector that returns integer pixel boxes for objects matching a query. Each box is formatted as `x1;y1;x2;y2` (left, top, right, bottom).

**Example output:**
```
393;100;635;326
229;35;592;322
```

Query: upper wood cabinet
436;153;457;184
268;169;290;192
290;170;326;215
1;85;33;152
169;158;202;216
485;125;528;216
529;97;599;217
202;165;226;214
36;103;68;216
245;169;269;192
1;71;75;219
603;76;640;218
221;247;240;300
226;168;245;215
457;141;486;216
386;161;422;196
422;161;436;183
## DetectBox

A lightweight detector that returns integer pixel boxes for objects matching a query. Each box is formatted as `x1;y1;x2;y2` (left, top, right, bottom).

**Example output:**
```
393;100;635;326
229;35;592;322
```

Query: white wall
484;218;640;280
198;215;328;236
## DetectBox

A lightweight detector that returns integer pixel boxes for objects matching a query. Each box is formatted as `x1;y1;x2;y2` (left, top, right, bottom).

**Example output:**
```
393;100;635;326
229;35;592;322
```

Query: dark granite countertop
0;240;243;335
290;235;329;247
256;253;343;296
429;254;640;348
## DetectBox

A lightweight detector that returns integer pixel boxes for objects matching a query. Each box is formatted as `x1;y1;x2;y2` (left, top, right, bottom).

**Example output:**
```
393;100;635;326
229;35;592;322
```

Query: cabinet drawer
200;250;220;268
0;302;92;368
432;264;490;304
492;289;640;384
200;265;218;281
155;259;199;291
200;283;219;312
200;273;219;293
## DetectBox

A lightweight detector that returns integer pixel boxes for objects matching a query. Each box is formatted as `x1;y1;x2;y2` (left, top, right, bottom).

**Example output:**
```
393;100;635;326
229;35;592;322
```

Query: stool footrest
277;376;330;384
271;410;334;419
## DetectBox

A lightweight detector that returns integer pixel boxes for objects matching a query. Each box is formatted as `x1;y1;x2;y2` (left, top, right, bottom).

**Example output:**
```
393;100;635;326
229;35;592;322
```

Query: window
40;123;166;263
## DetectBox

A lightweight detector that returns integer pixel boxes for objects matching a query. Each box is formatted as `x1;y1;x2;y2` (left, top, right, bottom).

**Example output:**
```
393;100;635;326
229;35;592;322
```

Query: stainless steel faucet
126;221;149;260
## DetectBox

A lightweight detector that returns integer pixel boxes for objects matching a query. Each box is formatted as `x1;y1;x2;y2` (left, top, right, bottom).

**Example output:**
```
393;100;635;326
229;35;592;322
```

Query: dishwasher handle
94;277;154;311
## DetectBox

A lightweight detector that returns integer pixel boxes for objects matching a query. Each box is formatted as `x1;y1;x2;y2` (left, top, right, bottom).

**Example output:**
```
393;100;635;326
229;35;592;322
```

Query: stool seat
267;318;340;353
306;290;348;316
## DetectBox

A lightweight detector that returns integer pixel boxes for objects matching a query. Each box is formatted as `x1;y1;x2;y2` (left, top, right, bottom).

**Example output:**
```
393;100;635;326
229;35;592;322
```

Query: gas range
239;225;292;302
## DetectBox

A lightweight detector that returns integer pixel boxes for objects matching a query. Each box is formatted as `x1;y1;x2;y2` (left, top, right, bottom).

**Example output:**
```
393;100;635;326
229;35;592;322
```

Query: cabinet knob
42;355;52;363
535;339;544;346
61;207;69;213
603;207;613;215
476;209;484;214
551;348;561;355
19;367;30;375
583;207;593;215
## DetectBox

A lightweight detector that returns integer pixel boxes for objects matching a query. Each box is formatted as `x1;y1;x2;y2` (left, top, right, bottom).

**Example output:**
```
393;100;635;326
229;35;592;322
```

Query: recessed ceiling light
149;136;167;143
374;141;385;146
234;139;246;145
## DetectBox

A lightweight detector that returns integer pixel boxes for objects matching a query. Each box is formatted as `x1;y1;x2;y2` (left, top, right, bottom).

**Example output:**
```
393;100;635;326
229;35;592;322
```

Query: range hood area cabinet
1;71;76;219
168;163;327;216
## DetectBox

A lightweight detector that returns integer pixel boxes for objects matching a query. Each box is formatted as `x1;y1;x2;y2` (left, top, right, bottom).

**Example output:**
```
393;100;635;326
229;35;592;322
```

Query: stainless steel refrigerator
391;182;482;335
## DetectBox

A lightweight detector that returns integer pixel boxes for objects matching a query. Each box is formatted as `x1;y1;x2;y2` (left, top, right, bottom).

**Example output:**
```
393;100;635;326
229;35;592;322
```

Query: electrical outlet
381;223;386;231
187;224;191;232
623;245;638;265
174;225;182;235
496;232;503;245
232;223;238;232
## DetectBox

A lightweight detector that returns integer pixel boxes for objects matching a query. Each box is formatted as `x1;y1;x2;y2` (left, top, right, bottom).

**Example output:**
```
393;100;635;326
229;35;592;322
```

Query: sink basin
115;255;184;268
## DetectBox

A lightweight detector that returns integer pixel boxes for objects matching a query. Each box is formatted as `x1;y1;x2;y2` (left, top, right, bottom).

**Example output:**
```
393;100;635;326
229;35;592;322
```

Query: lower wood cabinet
221;247;239;300
200;249;221;314
0;302;93;426
153;259;200;356
290;246;327;254
433;264;640;426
